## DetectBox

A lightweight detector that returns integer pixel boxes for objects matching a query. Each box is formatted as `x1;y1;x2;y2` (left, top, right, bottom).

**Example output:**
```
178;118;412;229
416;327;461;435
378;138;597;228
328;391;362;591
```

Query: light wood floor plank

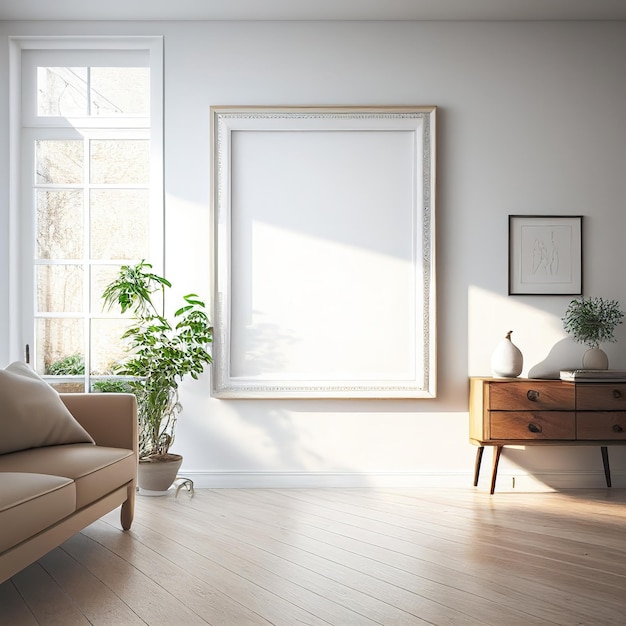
269;488;626;585
136;499;432;625
209;488;626;624
11;564;91;625
37;547;145;625
60;532;209;624
0;580;39;625
194;491;555;625
128;499;385;625
2;487;626;625
197;489;566;625
82;519;313;626
294;490;624;620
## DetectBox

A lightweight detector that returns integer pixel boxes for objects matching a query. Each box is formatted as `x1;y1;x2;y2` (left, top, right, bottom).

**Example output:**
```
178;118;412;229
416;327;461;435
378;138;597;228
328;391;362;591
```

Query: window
10;37;163;391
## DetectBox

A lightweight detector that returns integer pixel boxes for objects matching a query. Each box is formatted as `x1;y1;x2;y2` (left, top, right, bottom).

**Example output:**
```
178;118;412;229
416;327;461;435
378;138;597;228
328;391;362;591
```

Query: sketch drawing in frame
211;105;437;398
509;215;582;295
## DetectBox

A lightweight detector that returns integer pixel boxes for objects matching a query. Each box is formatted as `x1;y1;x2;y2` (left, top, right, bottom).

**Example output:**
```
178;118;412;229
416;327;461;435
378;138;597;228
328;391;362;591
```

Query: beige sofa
0;376;137;584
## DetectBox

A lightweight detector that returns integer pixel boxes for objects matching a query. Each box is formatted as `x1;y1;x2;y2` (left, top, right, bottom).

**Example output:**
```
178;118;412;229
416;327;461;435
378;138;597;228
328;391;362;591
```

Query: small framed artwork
509;215;583;295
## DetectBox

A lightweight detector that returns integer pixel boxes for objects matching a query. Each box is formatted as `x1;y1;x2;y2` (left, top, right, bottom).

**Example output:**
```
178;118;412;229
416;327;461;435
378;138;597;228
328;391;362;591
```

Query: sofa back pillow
0;361;95;454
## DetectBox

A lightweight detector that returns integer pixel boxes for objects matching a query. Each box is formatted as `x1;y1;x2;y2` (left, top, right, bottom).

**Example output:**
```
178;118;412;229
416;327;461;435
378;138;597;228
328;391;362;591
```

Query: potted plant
102;261;213;494
562;296;624;369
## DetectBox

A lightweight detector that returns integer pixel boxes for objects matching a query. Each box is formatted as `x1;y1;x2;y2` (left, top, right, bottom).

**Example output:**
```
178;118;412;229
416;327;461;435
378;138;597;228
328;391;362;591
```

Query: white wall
2;19;626;489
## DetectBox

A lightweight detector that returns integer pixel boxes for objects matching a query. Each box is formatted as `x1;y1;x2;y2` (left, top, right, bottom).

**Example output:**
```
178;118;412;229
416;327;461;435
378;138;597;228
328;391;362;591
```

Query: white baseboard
176;471;468;489
174;469;626;490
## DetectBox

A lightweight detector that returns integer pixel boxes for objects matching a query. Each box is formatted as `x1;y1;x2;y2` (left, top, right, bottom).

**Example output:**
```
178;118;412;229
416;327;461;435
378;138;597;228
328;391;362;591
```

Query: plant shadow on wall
233;320;299;377
102;261;213;494
528;339;590;379
199;324;358;480
201;401;338;480
528;296;625;378
182;322;401;483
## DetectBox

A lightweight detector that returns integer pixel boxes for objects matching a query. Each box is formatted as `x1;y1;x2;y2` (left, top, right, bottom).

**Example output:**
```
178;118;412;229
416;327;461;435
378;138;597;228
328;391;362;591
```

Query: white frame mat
211;106;436;398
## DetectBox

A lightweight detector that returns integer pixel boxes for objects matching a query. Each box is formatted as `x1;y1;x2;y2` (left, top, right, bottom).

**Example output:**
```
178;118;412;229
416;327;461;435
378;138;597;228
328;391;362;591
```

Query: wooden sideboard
469;377;626;493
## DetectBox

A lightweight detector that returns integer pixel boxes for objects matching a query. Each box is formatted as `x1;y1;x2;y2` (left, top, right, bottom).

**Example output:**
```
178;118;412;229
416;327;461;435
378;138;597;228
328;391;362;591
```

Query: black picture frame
508;215;583;295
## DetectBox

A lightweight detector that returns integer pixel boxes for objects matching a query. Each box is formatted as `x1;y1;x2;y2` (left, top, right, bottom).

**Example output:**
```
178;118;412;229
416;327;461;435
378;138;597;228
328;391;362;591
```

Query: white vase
491;331;523;378
582;347;609;370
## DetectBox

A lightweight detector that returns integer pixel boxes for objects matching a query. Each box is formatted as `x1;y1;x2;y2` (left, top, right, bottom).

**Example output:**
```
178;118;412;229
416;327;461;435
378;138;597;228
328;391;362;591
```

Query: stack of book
559;369;626;382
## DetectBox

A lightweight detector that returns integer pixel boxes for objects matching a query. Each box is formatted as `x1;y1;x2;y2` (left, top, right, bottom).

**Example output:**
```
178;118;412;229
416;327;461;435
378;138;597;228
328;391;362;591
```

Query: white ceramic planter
137;453;183;496
582;347;609;370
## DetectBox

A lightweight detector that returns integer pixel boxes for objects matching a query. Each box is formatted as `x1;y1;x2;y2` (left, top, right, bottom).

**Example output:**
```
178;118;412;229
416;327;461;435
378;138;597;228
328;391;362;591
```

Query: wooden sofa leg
121;480;136;530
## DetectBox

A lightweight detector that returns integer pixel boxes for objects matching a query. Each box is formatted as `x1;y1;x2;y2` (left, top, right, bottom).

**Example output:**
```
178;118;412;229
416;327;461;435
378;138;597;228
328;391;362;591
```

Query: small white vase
491;330;523;378
582;347;609;370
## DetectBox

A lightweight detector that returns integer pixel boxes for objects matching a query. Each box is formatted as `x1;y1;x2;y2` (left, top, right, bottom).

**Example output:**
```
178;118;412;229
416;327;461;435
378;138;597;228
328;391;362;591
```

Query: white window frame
8;36;164;384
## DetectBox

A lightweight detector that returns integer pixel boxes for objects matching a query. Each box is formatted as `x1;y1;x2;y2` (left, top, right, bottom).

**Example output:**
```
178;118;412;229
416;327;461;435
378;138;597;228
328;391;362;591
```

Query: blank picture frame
509;215;583;295
211;106;436;398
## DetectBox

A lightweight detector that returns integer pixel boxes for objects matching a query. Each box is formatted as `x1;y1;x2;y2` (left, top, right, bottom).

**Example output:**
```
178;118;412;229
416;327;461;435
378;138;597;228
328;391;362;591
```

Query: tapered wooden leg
473;446;484;487
601;446;612;488
490;446;503;495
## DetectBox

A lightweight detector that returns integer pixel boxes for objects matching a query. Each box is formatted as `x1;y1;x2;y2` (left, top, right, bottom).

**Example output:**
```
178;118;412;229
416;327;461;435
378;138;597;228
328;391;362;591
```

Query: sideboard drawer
577;413;626;440
576;384;626;410
490;412;576;440
489;381;575;411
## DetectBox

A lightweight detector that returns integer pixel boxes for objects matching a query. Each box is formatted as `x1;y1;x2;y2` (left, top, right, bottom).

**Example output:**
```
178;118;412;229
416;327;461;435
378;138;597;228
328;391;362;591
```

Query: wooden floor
2;487;626;625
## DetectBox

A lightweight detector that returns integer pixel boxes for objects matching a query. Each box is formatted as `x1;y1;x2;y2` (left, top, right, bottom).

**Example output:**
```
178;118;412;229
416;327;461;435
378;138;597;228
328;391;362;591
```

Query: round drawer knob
527;390;540;402
613;424;624;433
528;423;542;433
613;389;623;399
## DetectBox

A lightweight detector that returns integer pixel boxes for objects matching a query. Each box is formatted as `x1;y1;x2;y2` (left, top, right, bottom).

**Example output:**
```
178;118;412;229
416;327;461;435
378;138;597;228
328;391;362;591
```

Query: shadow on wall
527;338;587;379
177;374;370;482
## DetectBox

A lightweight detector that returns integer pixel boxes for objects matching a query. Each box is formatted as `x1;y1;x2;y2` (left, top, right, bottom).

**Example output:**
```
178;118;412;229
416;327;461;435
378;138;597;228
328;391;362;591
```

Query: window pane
90;67;149;116
36;190;84;259
91;318;130;375
90;189;149;259
90;139;149;184
24;40;160;394
36;140;83;184
36;265;83;313
36;318;84;375
36;67;149;117
37;67;88;117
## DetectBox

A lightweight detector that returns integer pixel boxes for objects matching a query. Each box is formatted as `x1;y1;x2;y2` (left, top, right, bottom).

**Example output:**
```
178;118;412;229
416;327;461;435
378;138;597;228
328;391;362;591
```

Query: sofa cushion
0;472;76;553
0;362;95;454
0;444;135;509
